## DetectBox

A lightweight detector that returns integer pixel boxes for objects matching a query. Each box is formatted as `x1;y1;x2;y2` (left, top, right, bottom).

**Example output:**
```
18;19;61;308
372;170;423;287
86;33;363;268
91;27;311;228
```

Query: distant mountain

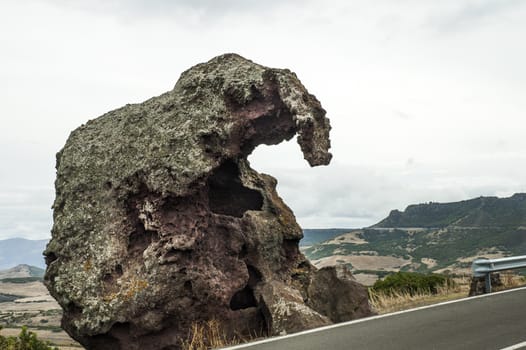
375;193;526;228
0;264;45;279
0;238;47;269
303;194;526;285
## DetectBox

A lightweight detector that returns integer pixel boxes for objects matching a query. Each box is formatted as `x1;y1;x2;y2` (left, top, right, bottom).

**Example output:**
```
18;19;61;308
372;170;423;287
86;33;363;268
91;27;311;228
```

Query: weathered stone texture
44;54;373;349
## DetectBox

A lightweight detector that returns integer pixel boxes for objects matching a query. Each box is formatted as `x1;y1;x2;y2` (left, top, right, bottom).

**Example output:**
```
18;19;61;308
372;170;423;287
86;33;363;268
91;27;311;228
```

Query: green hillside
0;264;45;281
375;193;526;228
303;194;526;285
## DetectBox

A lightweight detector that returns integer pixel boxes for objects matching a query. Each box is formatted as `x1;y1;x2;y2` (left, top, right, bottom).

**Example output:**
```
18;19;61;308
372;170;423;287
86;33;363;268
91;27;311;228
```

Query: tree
0;325;58;350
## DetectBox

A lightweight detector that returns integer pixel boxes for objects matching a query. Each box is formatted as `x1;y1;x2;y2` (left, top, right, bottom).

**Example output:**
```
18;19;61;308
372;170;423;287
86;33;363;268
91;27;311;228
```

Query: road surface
225;287;526;350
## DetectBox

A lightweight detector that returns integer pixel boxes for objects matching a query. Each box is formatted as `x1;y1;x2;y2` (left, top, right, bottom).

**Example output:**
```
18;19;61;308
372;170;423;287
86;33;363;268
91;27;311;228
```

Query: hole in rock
282;238;300;249
230;285;257;310
164;248;178;259
184;280;193;293
128;222;157;256
230;264;262;310
207;160;263;217
108;322;131;339
66;302;83;318
282;238;301;260
247;265;262;288
88;322;130;350
239;243;248;258
45;252;57;265
89;334;120;350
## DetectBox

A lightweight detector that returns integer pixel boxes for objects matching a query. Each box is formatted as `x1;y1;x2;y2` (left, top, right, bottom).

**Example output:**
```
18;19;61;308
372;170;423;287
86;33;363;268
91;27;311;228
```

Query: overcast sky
2;0;526;239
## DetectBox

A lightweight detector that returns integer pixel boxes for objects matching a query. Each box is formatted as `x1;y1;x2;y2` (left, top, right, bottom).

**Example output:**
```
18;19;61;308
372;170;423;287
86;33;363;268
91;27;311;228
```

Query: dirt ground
312;254;411;271
353;273;379;286
0;281;82;349
324;231;368;245
0;281;48;297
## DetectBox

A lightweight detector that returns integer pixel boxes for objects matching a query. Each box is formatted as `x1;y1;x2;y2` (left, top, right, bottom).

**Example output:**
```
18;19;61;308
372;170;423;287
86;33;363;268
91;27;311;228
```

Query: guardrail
472;255;526;293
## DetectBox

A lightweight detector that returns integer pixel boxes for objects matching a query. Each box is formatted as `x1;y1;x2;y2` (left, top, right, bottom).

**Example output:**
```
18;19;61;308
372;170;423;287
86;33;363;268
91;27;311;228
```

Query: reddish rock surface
44;54;373;349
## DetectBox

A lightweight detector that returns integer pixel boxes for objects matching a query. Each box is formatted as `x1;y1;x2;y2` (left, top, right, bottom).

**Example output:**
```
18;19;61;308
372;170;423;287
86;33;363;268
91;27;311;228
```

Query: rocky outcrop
306;266;372;323
44;53;373;349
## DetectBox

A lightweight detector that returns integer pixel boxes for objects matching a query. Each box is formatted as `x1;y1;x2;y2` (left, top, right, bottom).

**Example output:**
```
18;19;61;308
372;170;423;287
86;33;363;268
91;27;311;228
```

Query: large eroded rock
44;54;373;349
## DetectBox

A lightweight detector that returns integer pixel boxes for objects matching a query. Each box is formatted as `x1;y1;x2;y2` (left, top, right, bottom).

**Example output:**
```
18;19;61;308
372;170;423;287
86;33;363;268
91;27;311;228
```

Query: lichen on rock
44;53;373;349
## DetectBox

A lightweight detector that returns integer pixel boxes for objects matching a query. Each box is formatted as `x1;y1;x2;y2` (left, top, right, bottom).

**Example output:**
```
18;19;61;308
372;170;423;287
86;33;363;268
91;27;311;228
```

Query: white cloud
1;0;526;238
0;187;53;239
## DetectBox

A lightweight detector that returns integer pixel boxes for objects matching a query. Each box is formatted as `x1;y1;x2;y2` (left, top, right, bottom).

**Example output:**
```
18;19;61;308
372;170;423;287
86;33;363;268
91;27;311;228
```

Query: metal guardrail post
472;255;526;294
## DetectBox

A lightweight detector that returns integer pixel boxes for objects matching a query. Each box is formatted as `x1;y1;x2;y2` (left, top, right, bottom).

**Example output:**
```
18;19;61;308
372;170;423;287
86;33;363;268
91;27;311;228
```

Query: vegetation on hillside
371;272;452;296
0;326;58;350
375;193;526;228
304;226;526;278
0;265;45;280
26;266;45;278
304;194;526;280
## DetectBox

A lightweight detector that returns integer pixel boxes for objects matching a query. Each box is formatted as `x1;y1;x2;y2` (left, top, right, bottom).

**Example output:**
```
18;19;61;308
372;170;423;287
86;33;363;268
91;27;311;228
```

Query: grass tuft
181;319;248;350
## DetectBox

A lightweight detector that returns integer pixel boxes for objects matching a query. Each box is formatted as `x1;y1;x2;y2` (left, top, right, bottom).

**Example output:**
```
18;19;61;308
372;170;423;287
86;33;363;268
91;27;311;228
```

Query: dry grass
369;272;526;314
368;276;470;314
181;319;252;350
495;272;526;291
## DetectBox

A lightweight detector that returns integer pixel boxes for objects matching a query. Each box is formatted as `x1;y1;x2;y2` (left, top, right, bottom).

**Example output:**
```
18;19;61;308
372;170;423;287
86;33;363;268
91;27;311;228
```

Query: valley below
0;265;81;349
0;280;81;349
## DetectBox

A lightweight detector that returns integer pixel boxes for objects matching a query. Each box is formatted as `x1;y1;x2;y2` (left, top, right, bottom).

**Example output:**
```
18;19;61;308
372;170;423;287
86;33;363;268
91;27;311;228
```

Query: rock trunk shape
44;54;373;349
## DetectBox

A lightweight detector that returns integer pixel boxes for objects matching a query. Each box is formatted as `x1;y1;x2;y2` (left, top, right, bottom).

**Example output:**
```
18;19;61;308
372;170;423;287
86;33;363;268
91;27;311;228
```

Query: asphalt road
226;287;526;350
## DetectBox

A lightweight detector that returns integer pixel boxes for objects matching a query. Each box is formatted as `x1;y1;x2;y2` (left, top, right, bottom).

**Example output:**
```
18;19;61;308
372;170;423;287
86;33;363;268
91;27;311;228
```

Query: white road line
499;341;526;350
222;286;526;349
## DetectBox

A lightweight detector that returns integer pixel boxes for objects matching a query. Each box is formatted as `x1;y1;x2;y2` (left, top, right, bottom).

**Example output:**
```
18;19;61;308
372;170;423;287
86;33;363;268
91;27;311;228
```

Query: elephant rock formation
44;54;373;350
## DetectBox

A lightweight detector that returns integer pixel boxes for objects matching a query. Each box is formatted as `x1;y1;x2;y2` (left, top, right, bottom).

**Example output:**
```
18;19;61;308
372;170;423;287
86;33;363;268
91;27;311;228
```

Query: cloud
1;0;526;237
37;0;299;21
427;0;526;33
250;139;526;229
393;110;414;120
0;187;54;240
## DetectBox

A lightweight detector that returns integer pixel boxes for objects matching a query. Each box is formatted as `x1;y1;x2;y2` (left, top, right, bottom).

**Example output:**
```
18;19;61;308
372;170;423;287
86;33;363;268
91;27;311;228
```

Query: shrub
372;271;453;296
0;325;58;350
